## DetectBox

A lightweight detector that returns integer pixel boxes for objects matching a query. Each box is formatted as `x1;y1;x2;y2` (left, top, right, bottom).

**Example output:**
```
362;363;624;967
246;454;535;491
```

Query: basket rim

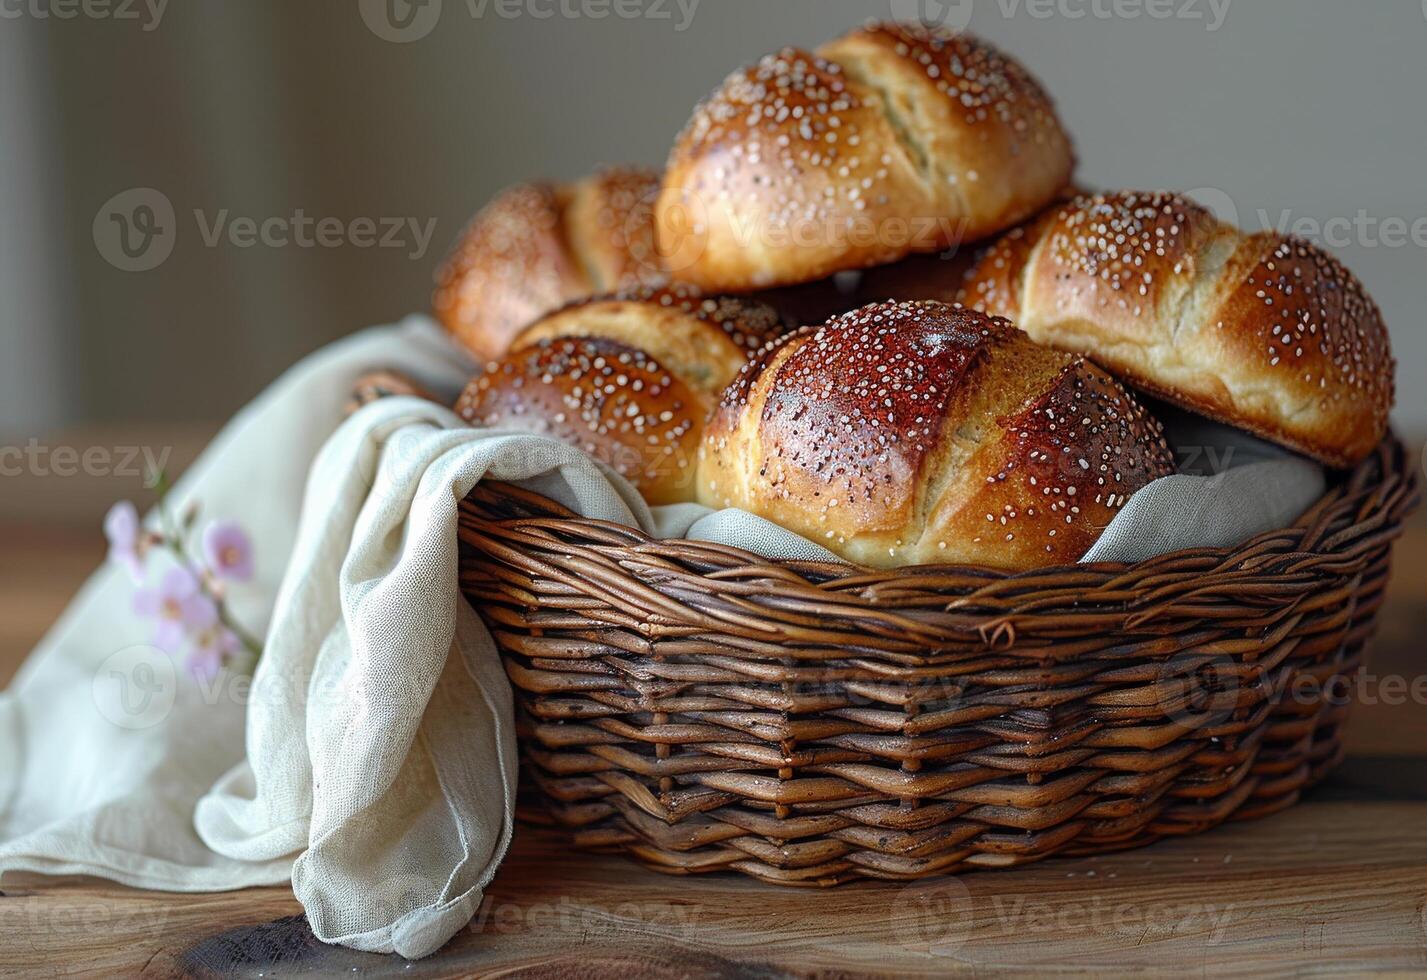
459;434;1419;585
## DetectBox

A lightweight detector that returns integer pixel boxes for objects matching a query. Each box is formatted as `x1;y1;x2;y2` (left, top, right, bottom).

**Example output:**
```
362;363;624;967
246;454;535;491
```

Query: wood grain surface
1;442;1424;978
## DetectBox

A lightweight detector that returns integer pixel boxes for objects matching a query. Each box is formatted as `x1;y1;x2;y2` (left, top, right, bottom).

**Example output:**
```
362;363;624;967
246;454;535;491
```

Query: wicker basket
456;437;1419;885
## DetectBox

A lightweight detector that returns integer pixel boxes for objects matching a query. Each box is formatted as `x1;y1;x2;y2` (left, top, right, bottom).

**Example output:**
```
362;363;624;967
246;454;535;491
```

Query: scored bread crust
457;336;706;505
958;191;1396;467
657;22;1074;291
456;288;795;505
698;301;1175;569
434;167;664;361
512;284;789;398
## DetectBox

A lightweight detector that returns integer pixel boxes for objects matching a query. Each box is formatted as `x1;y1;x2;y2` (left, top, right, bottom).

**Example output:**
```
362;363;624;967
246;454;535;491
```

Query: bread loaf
697;301;1174;569
657;22;1075;291
456;286;793;504
434;167;664;361
958;190;1396;466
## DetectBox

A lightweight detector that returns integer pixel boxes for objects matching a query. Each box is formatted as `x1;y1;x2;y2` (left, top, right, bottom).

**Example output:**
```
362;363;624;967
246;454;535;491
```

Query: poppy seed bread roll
697;301;1175;569
456;287;794;505
957;190;1396;467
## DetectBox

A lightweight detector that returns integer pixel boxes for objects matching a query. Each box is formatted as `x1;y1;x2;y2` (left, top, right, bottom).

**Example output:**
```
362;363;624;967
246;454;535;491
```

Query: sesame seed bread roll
697;301;1175;570
434;167;664;361
657;23;1075;291
958;191;1396;467
456;288;794;505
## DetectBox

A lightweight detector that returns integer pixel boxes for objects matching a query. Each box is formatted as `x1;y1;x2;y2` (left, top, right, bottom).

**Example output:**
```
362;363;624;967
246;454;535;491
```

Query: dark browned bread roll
698;301;1175;569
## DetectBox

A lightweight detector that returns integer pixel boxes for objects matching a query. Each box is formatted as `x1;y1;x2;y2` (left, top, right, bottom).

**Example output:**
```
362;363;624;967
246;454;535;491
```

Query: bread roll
434;167;664;361
698;301;1175;569
456;286;793;504
958;191;1396;467
657;22;1075;291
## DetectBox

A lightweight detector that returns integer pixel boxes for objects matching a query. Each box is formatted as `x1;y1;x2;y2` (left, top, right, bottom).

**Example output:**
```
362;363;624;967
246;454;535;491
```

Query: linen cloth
0;316;1326;958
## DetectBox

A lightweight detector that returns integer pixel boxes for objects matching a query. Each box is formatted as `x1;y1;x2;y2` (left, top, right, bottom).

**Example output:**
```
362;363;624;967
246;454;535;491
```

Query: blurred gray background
2;0;1423;439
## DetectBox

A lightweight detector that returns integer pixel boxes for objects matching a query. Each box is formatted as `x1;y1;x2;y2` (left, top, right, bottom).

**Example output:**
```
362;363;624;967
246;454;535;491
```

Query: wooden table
2;452;1425;977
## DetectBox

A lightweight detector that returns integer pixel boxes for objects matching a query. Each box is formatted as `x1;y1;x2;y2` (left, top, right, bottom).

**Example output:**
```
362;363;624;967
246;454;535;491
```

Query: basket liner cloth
0;316;1325;958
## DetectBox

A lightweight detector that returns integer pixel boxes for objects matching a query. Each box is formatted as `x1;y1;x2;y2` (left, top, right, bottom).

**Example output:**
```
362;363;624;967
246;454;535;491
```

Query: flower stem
154;481;264;666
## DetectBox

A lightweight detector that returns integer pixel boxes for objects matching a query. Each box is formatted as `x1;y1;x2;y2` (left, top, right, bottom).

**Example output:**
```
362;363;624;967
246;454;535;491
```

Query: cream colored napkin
0;316;1326;959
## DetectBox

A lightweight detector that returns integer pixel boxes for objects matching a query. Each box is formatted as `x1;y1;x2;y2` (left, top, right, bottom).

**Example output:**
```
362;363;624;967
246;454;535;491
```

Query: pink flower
202;521;254;582
134;567;218;652
187;624;241;682
103;501;144;582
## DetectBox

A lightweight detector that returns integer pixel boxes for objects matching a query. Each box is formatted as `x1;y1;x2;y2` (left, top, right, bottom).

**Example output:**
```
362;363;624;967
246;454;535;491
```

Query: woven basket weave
456;437;1419;885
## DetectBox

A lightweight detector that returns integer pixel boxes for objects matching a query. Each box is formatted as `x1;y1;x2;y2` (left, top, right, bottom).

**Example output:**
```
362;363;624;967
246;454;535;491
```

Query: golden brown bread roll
657;22;1075;291
697;301;1175;569
434;167;664;361
958;190;1396;467
456;286;793;504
